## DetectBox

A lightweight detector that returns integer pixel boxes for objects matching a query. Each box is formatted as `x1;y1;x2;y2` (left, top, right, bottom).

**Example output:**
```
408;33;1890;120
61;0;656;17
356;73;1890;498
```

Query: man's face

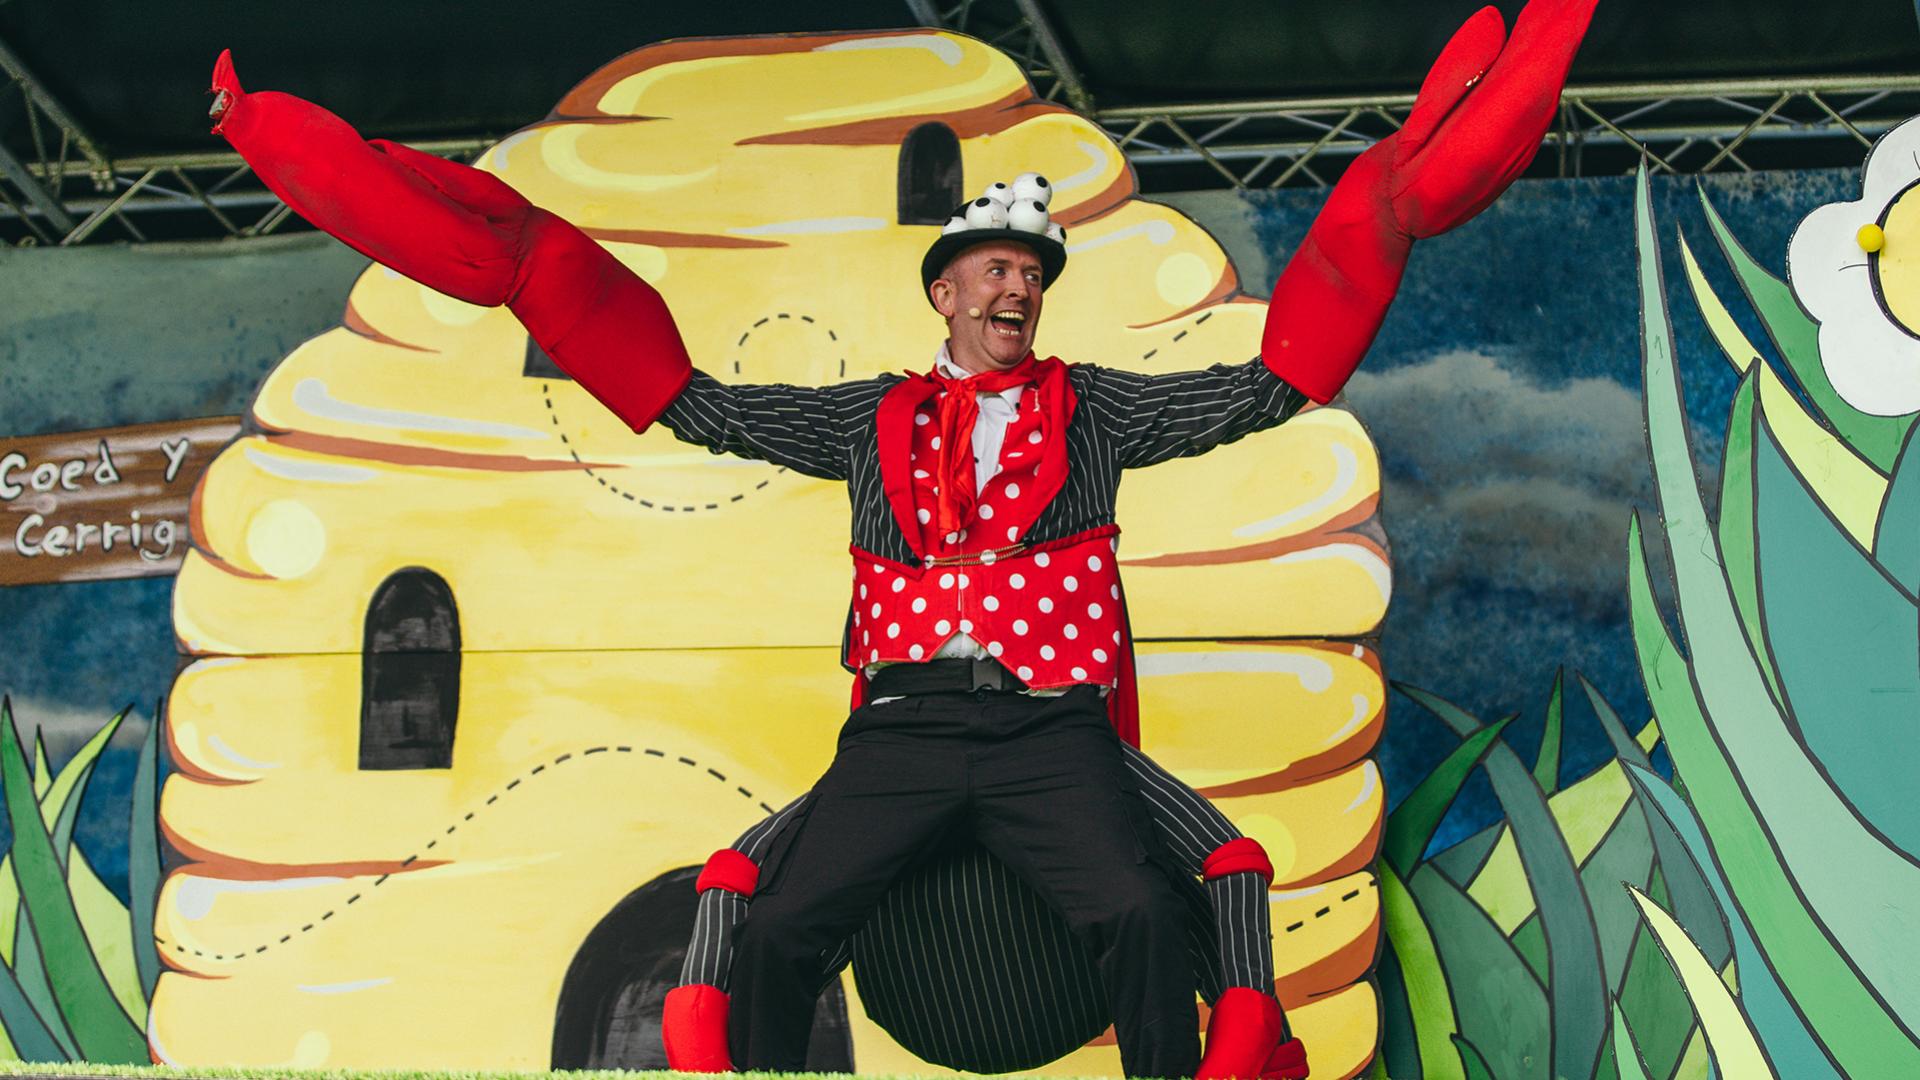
929;241;1045;374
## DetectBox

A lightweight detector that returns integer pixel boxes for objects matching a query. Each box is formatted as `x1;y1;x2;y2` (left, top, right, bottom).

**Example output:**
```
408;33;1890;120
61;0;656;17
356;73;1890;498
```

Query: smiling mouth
989;310;1027;336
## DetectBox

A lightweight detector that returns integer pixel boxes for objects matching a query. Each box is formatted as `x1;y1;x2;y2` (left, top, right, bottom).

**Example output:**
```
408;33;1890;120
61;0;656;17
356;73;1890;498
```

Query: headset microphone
967;307;983;319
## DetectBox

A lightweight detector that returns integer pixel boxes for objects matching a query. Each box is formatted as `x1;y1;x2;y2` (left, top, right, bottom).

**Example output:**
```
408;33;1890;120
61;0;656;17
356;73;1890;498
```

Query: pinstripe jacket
658;353;1309;561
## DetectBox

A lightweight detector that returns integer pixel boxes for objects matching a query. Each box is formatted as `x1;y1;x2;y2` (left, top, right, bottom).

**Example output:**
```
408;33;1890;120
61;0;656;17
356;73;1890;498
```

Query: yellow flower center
1871;183;1920;336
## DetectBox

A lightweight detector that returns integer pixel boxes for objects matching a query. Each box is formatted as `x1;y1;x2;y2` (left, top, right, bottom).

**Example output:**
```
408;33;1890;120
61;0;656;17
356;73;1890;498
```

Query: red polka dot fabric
846;387;1124;690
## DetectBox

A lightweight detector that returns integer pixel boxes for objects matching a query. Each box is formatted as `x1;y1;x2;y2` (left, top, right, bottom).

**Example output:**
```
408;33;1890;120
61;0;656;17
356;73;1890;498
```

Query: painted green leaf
1451;1034;1495;1080
1630;887;1776;1079
0;936;63;1063
1616;918;1697;1078
1504;759;1662;999
1396;683;1607;1080
1753;403;1920;854
1636;165;1920;1062
28;737;49;807
1377;940;1423;1080
46;710;123;873
1409;864;1549;1080
1697;186;1914;470
1621;762;1837;1080
1533;669;1564;795
1678;228;1764;378
1714;371;1783;702
1429;820;1503;889
45;712;143;1026
129;708;163;1003
0;705;145;1061
1384;714;1516;876
1578;674;1730;971
1628;514;1901;1076
1381;861;1463;1080
6;708;126;1061
1582;793;1656;994
1611;999;1654;1080
17;710;142;1026
1875;423;1920;596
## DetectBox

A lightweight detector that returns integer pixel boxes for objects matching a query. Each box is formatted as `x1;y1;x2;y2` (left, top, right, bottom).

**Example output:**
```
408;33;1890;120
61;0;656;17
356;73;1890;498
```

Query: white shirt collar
935;342;1026;407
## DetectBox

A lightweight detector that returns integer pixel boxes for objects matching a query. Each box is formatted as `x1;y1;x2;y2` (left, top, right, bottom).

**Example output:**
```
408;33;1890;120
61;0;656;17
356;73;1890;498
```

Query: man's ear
929;277;958;319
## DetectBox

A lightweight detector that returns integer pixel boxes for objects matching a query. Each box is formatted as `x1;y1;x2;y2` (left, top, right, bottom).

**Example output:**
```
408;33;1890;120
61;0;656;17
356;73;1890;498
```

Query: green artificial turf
0;1063;1179;1080
0;1065;830;1080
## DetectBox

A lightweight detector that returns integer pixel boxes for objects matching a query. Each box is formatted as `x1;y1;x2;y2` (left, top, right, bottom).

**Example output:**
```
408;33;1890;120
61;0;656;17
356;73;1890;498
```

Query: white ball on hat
1045;222;1066;243
941;215;968;235
980;181;1015;207
1012;172;1051;205
1007;198;1050;233
963;196;1010;229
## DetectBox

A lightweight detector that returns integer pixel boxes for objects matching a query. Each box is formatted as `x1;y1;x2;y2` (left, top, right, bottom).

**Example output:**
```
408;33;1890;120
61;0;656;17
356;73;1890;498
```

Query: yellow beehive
159;29;1389;1078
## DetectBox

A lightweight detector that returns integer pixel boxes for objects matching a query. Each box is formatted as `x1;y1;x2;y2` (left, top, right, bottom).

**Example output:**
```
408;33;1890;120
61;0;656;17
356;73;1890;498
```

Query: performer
206;2;1594;1073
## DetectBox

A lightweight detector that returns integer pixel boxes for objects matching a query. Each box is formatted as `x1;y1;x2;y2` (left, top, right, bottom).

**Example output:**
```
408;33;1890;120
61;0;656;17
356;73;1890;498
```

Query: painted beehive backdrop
154;30;1389;1077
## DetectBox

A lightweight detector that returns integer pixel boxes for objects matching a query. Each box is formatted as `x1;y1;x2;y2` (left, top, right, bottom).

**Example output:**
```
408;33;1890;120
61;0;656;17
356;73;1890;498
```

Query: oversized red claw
1395;5;1507;163
1260;0;1599;404
1394;0;1602;236
204;51;692;432
208;48;243;133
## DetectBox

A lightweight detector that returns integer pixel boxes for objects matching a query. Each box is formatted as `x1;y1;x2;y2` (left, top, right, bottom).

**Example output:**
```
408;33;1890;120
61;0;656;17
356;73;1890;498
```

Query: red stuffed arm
1262;0;1599;403
208;50;691;431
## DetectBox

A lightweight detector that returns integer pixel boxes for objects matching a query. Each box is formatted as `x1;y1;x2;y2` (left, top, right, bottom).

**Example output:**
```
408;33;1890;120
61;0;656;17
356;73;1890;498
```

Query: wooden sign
0;417;240;586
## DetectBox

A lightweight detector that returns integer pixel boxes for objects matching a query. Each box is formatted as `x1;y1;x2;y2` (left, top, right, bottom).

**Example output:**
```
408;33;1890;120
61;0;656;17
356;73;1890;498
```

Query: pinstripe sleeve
656;369;892;482
1076;358;1311;470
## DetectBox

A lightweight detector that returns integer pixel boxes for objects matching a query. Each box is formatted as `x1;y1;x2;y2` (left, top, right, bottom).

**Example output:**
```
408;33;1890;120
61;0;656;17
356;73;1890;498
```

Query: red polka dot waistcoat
846;367;1125;691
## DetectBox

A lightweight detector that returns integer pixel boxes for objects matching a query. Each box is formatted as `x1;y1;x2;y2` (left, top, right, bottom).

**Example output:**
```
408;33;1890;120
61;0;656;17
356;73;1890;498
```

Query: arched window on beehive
360;567;461;770
898;122;963;225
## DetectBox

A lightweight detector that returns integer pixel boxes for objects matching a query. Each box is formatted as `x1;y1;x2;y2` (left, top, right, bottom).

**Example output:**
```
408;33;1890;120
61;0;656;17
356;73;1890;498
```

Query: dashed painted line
156;745;779;964
541;307;842;511
542;384;786;513
1140;309;1214;361
1279;876;1378;934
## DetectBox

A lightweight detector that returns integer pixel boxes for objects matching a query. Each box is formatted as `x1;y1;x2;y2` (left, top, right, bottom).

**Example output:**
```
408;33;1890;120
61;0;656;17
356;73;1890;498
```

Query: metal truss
907;0;1093;112
1098;74;1920;192
0;35;495;247
908;0;1920;192
6;11;1920;245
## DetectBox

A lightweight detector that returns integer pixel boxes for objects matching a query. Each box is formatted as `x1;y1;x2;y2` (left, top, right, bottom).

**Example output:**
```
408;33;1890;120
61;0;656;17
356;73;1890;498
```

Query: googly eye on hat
922;174;1069;308
1012;172;1051;205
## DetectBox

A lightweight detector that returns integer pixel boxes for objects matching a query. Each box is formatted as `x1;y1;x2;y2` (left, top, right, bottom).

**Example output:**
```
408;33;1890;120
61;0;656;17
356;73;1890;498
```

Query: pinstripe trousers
726;686;1201;1077
683;734;1278;995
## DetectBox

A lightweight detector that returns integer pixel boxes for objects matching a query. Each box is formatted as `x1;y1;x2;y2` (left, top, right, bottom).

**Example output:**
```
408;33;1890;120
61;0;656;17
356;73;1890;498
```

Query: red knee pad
661;983;733;1072
1203;837;1275;883
695;848;760;897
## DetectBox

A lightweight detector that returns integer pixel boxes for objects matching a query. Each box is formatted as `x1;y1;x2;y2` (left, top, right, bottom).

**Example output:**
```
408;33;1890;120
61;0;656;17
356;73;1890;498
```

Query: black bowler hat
920;184;1068;309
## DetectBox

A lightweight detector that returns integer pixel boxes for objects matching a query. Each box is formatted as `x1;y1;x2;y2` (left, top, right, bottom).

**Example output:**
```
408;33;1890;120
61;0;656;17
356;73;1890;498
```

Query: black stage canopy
3;0;1918;158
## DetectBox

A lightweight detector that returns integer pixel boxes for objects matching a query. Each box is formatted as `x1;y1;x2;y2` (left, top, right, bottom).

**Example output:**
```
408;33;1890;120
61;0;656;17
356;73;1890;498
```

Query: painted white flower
1787;115;1920;416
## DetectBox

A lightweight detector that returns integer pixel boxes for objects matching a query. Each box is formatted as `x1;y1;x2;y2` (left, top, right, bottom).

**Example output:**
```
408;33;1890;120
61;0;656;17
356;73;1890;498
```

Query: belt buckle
969;656;1007;692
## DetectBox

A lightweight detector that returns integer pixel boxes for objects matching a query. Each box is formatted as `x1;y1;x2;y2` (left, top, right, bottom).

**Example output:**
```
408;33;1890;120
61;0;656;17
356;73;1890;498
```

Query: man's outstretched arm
1094;0;1598;468
208;50;692;433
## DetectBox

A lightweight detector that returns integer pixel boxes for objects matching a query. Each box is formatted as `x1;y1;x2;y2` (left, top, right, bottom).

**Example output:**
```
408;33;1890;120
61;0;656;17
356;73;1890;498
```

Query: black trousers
728;685;1201;1077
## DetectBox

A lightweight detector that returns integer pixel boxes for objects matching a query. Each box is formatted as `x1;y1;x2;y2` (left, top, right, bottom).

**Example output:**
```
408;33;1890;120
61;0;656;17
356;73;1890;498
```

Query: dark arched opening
897;122;963;225
551;867;854;1070
358;567;460;770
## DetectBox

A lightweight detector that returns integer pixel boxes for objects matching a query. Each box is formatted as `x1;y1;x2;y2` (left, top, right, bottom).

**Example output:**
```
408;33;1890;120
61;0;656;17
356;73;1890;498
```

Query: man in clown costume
207;1;1594;1073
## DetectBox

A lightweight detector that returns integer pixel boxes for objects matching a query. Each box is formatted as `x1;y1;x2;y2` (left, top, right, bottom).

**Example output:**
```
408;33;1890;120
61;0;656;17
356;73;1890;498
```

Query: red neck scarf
928;354;1038;534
